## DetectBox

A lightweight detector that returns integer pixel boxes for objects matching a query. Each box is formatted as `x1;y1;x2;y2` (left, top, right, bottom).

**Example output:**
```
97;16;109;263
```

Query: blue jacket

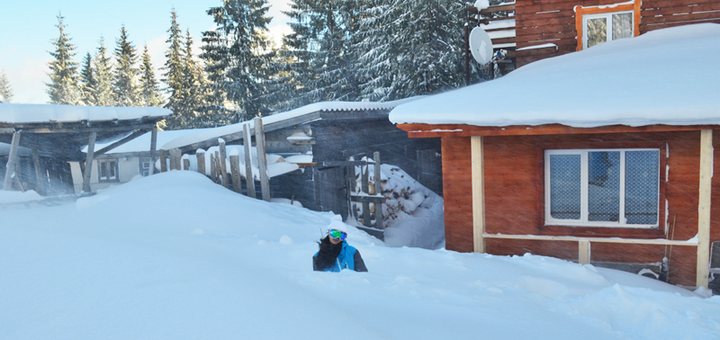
313;240;368;272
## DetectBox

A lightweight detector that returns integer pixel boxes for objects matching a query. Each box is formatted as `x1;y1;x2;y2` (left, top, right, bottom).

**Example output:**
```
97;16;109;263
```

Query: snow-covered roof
161;98;420;151
0;104;172;124
389;24;720;128
86;128;215;154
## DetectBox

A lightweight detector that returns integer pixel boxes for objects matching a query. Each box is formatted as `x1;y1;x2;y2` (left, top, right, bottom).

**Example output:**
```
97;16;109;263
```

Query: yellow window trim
574;1;641;51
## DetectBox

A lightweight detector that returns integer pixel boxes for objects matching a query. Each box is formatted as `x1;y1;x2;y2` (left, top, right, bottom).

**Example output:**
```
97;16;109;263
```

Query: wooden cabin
390;24;720;289
0;104;171;195
472;0;720;71
161;100;442;221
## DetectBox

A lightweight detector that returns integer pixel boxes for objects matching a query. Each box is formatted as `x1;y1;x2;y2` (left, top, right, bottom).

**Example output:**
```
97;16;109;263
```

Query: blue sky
0;0;292;104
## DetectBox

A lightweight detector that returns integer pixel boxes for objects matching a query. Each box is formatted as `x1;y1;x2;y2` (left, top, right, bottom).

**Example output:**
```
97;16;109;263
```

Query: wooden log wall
514;0;720;67
441;130;720;287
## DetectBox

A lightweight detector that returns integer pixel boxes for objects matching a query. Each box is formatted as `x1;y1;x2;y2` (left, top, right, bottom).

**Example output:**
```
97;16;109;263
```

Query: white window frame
98;159;119;183
582;10;634;49
544;148;660;228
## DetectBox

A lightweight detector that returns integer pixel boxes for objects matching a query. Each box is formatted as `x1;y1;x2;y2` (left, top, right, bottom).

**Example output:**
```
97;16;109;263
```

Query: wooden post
149;125;158;175
215;151;222;183
254;117;271;201
374;152;383;229
230;155;242;193
243;124;256;198
578;240;591;265
209;153;217;183
471;136;486;253
159;150;168;172
218;139;229;188
697;129;712;289
32;149;46;196
2;132;21;190
196;150;206;177
169;149;182;170
182;158;190;171
362;163;371;226
82;132;97;194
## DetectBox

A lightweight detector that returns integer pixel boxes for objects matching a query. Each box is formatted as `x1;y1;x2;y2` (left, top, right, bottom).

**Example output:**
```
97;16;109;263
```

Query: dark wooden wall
442;130;720;287
515;0;720;67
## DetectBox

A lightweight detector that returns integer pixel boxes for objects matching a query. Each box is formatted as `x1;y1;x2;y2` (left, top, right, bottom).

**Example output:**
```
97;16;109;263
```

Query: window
98;159;119;182
544;149;659;228
139;157;152;177
575;1;640;50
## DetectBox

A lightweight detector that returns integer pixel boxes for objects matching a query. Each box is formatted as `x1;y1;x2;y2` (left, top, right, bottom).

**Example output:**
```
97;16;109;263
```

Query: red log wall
442;131;720;286
515;0;720;67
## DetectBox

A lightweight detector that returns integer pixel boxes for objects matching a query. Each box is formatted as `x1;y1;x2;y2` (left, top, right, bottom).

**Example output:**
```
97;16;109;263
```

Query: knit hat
327;215;348;233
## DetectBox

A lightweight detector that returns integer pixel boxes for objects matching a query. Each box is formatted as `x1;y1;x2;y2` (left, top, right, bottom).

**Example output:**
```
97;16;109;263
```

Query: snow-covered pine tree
139;45;163;107
46;14;81;105
162;9;188;129
179;29;216;128
93;37;115;106
0;70;13;103
113;25;140;106
79;52;97;105
282;0;363;107
201;0;273;123
356;0;470;101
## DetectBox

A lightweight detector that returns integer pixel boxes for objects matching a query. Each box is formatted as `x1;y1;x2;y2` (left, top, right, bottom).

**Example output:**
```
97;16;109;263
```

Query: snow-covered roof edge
0;104;172;124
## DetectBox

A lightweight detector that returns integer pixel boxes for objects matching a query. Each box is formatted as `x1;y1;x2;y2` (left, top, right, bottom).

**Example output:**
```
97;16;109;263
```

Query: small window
544;149;660;228
139;158;152;177
98;159;119;182
575;1;640;51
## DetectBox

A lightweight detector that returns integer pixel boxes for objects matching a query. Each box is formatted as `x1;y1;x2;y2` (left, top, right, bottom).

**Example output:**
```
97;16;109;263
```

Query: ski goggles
329;229;347;241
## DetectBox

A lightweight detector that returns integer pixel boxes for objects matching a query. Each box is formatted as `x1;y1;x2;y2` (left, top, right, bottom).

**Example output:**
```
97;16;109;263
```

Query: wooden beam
243;123;256;198
32;149;46;196
472;136;486;253
2;132;21;190
578;240;591;265
196;150;206;177
697;129;712;289
349;195;386;204
483;233;699;246
374;152;383;229
93;129;149;157
397;123;720;138
254;117;271;201
149;125;158;175
218;139;229;188
82;132;97;193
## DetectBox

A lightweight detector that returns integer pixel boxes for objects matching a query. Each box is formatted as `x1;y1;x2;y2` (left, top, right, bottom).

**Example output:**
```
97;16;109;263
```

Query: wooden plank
483;233;699;246
182;158;190;171
472;136;486;253
82;132;97;193
218;139;229;188
169;149;182;171
697;130;712;289
230;155;242;193
374;152;383;229
159;150;168;172
243;124;256;198
32;149;46;196
149;126;157;175
362;163;371;227
196;151;206;177
2;132;21;190
397;123;720;138
350;195;386;203
209;153;217;183
93;129;148;157
578;240;591;265
254;117;271;201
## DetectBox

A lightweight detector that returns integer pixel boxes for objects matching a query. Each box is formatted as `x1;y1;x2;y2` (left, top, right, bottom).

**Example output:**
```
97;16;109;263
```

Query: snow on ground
2;171;720;339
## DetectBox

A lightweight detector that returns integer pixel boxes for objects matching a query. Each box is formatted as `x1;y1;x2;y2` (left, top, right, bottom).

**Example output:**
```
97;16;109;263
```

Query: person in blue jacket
313;218;368;272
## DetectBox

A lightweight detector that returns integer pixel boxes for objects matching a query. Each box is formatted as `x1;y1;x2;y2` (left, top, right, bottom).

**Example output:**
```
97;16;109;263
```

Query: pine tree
355;0;471;101
113;25;140;106
162;9;188;129
138;45;163;107
282;0;363;107
93;37;115;106
0;70;13;102
201;0;273;123
46;14;81;105
179;29;213;127
79;52;97;105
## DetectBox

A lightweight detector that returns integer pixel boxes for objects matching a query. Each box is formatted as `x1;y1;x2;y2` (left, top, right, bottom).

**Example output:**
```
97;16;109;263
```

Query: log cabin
474;0;720;71
391;24;720;290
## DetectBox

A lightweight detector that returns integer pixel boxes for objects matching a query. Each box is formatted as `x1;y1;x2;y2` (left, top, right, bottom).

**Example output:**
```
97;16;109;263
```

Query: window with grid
98;159;119;182
544;149;659;228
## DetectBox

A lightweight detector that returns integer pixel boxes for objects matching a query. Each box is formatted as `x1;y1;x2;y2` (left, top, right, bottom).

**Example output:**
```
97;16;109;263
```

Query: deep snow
2;171;719;339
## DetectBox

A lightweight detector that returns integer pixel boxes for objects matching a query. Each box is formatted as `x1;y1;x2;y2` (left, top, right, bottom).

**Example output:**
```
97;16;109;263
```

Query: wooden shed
391;24;720;289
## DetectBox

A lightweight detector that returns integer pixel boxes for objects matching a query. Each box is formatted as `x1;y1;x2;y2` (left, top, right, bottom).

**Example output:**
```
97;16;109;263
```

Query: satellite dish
469;27;494;65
